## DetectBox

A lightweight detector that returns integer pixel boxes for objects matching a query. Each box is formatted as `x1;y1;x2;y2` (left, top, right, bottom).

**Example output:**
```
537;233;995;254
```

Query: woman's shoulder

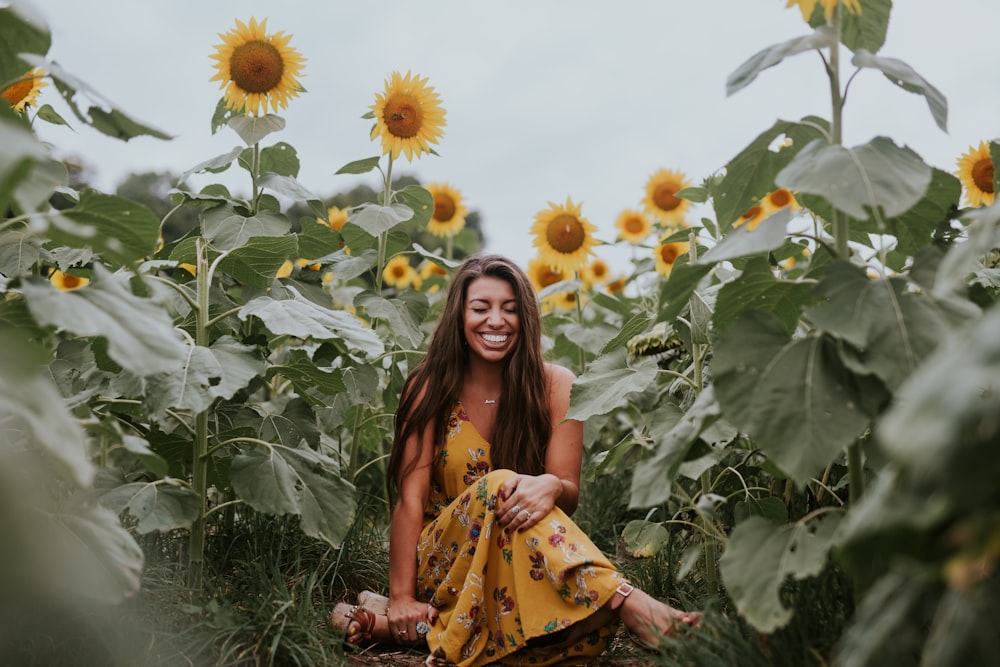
543;362;576;393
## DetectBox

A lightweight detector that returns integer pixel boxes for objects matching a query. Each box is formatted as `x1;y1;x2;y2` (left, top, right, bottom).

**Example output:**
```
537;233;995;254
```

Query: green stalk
187;239;211;593
250;142;261;215
573;271;585;375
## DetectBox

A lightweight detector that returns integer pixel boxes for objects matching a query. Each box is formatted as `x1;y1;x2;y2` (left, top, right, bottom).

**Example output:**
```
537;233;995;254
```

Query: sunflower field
2;0;1000;665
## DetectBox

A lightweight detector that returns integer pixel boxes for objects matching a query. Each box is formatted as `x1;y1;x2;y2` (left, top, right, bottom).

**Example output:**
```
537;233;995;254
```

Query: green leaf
0;228;40;277
840;0;891;54
0;115;47;212
396;185;434;229
34;103;69;127
228;113;285;146
22;266;187;375
720;514;843;632
100;481;201;534
712;311;872;484
806;262;953;390
141;344;223;420
230;445;357;547
202;206;291;251
853;50;947;132
207;335;265;400
600;313;655;355
239;289;384;359
713;255;814;335
219;234;298;288
120;434;168;478
620;520;671;558
727;27;836;96
630;387;721;508
258;141;299;177
297;215;345;260
657;262;715;323
258;174;324;217
49;190;160;267
350;202;414;236
701;207;792;264
335;156;381;175
354;291;425;349
0;3;51;86
568;348;660;421
776;137;933;220
733;495;789;524
269;349;347;398
178;146;242;184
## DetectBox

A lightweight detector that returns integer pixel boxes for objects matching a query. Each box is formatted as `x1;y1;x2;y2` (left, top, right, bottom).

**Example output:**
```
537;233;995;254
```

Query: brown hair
386;254;549;504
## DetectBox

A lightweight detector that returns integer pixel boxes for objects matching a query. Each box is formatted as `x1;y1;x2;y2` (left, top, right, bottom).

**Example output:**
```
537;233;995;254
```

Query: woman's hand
496;473;562;533
386;595;438;646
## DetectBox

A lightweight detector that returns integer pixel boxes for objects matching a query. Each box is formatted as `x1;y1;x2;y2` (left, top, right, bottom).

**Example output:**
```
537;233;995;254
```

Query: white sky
27;0;1000;271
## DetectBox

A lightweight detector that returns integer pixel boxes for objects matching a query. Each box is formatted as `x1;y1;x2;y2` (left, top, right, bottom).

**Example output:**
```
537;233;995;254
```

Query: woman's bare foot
616;588;701;650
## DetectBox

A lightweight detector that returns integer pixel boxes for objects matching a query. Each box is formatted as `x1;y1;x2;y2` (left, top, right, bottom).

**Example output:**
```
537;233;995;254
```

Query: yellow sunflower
786;0;861;22
762;188;800;213
210;17;306;116
606;275;627;295
2;68;47;113
643;169;692;225
370;70;446;162
276;259;294;278
527;257;567;293
735;204;767;232
614;209;653;245
582;258;611;287
319;206;349;232
383;255;417;288
956;141;996;208
653;239;690;277
551;289;583;311
531;197;597;274
295;258;321;271
425;183;468;237
49;269;89;291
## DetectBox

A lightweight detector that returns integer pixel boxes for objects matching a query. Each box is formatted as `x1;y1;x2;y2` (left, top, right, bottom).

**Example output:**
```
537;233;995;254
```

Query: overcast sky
27;0;1000;271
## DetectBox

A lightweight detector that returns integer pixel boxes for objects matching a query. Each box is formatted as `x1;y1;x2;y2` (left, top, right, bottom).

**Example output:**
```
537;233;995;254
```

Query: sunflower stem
251;142;262;216
187;239;211;594
573;271;586;374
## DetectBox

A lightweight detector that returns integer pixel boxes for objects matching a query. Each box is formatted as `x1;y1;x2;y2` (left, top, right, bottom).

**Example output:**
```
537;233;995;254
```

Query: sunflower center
653;184;682;212
972;158;995;194
592;263;608;279
230;40;285;94
384;93;423;139
62;275;83;289
546;214;585;254
769;189;792;208
540;267;563;288
2;79;33;106
433;193;456;222
624;216;645;234
659;245;680;264
391;265;407;279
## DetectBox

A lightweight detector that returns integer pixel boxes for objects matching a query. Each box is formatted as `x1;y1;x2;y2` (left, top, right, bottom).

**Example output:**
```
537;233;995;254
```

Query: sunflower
786;0;861;22
210;17;306;116
295;258;321;271
614;209;653;245
956;141;996;208
643;169;692;225
49;269;89;291
425;183;468;237
606;275;627;295
2;68;47;113
275;259;294;278
653;239;690;277
527;257;567;293
383;255;417;288
582;258;611;287
319;206;349;232
735;204;767;232
551;289;583;311
531;197;597;274
370;70;446;162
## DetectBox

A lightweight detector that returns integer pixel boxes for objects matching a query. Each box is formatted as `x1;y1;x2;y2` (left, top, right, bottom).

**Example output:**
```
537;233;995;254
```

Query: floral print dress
416;402;625;666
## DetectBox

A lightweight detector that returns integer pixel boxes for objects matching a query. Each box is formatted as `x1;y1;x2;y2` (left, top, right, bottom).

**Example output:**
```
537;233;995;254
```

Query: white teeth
482;334;508;343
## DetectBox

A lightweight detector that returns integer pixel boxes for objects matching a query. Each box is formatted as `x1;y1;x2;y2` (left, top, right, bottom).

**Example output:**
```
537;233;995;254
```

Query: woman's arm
495;363;583;531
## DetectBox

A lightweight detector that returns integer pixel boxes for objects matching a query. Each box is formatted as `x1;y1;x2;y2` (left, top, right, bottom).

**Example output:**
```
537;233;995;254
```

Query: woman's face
463;276;519;363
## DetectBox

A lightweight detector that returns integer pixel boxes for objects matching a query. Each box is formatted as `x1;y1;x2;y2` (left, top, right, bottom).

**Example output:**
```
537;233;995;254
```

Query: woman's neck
463;357;503;403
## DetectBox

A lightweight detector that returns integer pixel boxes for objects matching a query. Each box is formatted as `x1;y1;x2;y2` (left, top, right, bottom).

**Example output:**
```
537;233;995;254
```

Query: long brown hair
386;254;549;505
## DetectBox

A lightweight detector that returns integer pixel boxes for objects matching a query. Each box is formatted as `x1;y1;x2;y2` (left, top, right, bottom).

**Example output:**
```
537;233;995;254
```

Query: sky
25;0;1000;272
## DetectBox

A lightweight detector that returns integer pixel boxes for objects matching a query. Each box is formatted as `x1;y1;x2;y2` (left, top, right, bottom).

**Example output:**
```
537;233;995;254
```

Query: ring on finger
521;509;531;519
416;621;431;635
511;504;521;515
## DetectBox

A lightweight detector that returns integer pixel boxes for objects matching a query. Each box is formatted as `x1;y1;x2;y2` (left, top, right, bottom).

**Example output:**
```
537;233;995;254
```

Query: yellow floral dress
416;402;625;666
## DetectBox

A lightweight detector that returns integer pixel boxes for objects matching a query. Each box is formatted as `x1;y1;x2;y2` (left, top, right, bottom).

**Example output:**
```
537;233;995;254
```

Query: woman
333;254;699;665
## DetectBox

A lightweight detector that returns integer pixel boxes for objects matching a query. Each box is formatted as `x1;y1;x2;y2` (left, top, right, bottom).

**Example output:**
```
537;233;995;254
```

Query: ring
416;621;431;635
511;505;521;514
522;509;531;518
398;629;407;636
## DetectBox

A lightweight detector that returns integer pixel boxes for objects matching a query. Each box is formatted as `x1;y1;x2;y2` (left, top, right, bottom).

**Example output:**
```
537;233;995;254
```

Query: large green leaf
47;190;160;267
202;206;291;251
269;349;347;400
701;207;791;264
229;445;357;547
258;174;325;217
0;3;50;86
142;344;223;420
22;266;186;375
720;514;843;632
568;348;660;421
297;215;345;260
355;291;426;349
219;234;299;288
257;141;299;177
713;311;872;484
853;49;947;132
0;228;41;279
0;115;48;214
228;113;285;146
727;26;836;96
806;262;952;390
620;520;670;558
207;335;265;400
100;481;201;534
658;262;715;323
840;0;892;54
713;256;814;335
177;146;242;184
396;185;434;229
776;137;932;220
933;203;1000;300
712;117;829;228
239;289;384;359
350;202;414;236
630;387;721;508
